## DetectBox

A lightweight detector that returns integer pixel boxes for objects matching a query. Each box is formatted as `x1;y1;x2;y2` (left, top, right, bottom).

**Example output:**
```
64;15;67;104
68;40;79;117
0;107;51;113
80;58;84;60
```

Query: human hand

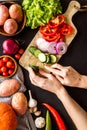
45;64;82;87
28;67;64;96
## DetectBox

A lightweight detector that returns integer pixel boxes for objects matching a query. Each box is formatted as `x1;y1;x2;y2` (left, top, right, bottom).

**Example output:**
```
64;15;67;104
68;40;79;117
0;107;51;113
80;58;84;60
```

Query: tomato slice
61;23;74;36
39;24;58;36
48;15;65;28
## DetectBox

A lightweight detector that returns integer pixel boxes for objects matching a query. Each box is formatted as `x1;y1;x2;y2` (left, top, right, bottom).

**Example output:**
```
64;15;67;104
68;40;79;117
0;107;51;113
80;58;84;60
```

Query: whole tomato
6;61;13;68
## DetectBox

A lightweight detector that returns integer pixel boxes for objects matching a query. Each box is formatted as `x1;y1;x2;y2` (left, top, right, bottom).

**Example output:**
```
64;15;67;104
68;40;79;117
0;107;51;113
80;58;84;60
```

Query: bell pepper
39;24;58;36
43;103;66;130
48;15;65;28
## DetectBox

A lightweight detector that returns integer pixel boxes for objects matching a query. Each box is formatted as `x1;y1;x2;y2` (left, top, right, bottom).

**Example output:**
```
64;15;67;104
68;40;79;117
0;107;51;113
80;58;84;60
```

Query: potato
12;92;28;115
0;5;9;26
0;79;20;97
3;18;18;34
9;4;23;23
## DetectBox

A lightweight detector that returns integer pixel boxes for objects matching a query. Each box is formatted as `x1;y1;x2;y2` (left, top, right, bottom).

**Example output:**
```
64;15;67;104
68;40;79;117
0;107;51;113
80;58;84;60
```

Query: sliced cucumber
38;53;47;63
45;54;51;64
28;46;37;55
50;54;57;63
34;49;41;58
29;64;39;72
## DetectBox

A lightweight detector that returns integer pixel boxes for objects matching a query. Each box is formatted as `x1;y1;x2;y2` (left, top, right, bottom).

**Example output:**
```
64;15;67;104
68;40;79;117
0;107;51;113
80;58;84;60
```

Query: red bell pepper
43;103;66;130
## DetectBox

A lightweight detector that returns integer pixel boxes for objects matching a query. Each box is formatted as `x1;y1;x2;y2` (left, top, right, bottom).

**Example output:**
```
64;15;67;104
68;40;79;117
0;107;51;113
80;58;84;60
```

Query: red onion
47;42;57;54
2;38;19;54
56;42;67;55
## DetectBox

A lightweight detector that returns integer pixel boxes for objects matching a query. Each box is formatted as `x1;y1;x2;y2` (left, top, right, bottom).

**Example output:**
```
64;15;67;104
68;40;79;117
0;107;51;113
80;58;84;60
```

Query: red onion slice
47;42;57;54
36;38;49;52
56;42;67;55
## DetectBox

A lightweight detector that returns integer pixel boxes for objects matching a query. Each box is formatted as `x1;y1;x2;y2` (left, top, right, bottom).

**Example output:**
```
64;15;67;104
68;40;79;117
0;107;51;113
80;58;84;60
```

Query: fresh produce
4;18;18;34
28;90;37;108
39;15;74;42
2;39;19;54
43;103;66;130
0;5;9;26
29;64;39;73
45;110;52;130
35;117;45;128
0;55;17;77
56;42;67;55
28;46;57;64
0;79;20;97
9;3;23;23
0;102;17;130
11;92;28;115
22;0;62;29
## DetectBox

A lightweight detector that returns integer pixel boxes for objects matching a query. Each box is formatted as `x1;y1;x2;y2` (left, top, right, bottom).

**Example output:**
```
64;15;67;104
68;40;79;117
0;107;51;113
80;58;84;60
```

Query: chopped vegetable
45;110;52;130
29;64;39;72
43;103;66;130
38;53;47;63
22;0;62;29
56;42;67;55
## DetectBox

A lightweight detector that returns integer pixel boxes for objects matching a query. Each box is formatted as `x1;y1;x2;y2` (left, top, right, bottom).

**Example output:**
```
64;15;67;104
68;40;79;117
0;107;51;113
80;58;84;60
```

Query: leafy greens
22;0;62;29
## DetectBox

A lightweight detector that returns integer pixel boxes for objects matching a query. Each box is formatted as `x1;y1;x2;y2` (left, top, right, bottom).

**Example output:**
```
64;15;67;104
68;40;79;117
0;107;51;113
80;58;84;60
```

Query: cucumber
50;54;57;63
29;64;39;72
28;46;37;55
34;49;41;58
45;54;51;64
38;53;47;63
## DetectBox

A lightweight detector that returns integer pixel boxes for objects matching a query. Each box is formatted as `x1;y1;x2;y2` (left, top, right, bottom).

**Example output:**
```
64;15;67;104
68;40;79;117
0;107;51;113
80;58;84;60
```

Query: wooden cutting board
19;0;80;70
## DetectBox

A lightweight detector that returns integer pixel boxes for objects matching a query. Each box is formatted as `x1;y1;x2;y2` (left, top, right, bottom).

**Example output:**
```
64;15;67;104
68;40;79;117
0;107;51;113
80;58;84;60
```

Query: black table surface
0;0;87;130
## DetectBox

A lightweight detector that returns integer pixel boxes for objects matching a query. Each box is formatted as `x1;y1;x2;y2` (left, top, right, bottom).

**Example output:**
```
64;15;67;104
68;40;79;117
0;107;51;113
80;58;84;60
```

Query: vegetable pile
22;0;62;29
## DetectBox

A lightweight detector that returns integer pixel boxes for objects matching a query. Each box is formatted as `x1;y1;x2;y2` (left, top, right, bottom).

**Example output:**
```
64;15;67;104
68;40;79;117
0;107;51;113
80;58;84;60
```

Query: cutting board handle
64;0;80;19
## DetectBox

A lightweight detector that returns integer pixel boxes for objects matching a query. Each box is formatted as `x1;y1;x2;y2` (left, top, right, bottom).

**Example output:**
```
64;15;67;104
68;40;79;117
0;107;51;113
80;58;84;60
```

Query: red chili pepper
39;24;57;36
43;103;66;130
48;15;65;28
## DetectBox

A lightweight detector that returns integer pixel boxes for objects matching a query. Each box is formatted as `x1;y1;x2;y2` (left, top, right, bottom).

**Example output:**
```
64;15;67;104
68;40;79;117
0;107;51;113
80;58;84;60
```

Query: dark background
0;0;87;130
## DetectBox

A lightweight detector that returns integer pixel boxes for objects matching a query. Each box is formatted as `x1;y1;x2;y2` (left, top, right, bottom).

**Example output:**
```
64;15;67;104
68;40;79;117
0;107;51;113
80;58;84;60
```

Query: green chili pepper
45;110;52;130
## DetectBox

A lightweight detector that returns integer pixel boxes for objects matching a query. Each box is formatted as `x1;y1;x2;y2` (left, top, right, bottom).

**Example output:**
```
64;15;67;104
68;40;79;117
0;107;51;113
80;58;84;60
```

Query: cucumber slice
50;54;57;63
29;64;39;72
34;49;41;58
45;54;51;64
28;46;37;55
38;53;47;63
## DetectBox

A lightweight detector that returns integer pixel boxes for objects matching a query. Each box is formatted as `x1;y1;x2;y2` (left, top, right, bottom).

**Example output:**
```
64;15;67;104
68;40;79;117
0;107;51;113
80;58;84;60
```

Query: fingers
39;69;53;79
51;63;64;70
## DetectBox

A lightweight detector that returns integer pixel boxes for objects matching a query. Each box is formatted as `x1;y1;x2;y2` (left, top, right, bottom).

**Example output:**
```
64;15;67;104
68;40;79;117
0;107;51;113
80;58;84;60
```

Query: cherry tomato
15;53;21;60
1;66;7;72
0;59;4;67
8;69;14;75
6;61;13;68
3;57;9;62
2;71;8;76
18;48;24;55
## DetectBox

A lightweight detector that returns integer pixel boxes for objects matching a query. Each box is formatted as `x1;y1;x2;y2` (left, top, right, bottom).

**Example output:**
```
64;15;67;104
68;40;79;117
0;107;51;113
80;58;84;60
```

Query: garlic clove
34;110;41;116
28;90;37;108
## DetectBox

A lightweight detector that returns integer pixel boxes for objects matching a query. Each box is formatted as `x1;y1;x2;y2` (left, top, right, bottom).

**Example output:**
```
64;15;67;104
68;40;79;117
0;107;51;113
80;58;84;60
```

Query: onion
36;38;49;52
2;39;19;54
47;42;57;54
56;42;67;55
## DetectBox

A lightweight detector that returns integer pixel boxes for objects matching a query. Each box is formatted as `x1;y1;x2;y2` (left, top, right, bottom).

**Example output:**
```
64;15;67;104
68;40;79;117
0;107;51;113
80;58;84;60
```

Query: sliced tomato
39;24;57;36
48;15;65;28
61;23;74;36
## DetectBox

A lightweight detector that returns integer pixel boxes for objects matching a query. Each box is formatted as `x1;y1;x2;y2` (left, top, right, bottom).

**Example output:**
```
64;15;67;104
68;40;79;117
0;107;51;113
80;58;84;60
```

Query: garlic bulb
28;90;37;108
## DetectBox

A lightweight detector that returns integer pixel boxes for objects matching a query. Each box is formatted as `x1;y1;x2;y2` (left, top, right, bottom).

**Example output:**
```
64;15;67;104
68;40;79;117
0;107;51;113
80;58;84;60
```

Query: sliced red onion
47;42;57;54
36;38;49;52
56;42;67;55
